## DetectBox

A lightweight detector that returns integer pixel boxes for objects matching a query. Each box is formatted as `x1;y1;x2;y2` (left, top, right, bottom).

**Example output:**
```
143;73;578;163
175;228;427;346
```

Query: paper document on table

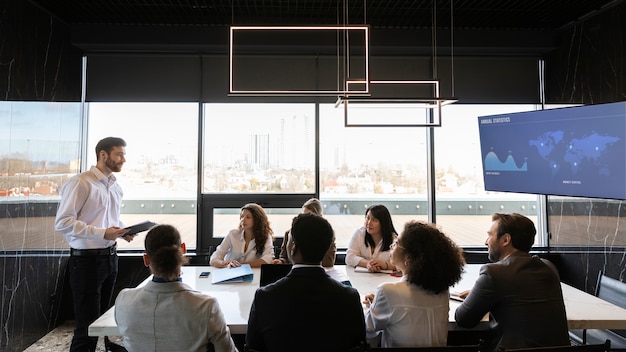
326;268;352;287
211;264;254;284
354;266;394;274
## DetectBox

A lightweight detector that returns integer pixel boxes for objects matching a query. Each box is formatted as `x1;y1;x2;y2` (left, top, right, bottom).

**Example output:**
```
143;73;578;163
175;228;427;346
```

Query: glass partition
0;101;81;250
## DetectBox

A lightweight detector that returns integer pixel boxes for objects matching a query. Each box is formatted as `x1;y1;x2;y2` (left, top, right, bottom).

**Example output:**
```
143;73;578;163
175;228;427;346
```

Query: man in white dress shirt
55;137;136;352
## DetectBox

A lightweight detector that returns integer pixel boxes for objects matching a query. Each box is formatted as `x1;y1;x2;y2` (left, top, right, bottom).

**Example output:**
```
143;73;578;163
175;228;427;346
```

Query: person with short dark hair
346;204;398;272
115;224;238;352
455;213;570;351
55;136;135;351
246;213;366;352
273;198;337;267
364;221;465;347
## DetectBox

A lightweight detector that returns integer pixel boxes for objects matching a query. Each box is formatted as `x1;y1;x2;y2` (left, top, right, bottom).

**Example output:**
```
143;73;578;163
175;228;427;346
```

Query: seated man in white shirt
115;224;238;352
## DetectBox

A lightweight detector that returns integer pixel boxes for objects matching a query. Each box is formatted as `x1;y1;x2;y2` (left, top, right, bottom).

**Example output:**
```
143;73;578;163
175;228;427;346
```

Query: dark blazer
455;252;570;352
246;266;366;352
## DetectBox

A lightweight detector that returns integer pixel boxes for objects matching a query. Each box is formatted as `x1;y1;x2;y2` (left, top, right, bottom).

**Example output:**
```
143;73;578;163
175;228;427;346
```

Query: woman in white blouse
210;203;274;268
346;204;398;272
363;221;465;348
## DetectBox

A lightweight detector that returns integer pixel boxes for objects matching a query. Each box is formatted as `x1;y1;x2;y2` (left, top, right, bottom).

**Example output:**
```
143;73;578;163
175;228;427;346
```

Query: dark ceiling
28;0;621;31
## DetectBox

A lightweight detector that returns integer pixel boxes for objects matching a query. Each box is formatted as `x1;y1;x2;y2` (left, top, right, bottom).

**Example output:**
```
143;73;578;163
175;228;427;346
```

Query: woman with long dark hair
346;204;398;272
210;203;274;268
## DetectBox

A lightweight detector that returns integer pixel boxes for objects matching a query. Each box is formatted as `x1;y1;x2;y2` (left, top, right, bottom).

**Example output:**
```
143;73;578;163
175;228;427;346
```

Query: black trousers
69;253;118;352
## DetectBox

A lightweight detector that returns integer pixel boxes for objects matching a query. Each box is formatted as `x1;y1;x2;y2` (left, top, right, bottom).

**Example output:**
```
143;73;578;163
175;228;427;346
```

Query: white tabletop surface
88;263;626;336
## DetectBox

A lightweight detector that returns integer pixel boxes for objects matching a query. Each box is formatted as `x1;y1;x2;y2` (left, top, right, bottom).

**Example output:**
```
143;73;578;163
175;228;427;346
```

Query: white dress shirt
365;277;450;348
115;280;238;352
54;166;123;249
345;227;392;267
210;229;274;265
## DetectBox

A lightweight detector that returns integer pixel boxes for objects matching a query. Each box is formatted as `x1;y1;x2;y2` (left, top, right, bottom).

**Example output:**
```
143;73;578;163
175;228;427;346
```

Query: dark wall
542;2;626;298
0;256;67;351
85;53;540;104
0;1;82;350
0;254;149;352
544;1;626;104
0;1;82;101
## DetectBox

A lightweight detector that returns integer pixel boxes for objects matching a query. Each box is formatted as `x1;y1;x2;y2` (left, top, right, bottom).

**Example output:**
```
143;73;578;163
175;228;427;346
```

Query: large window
202;103;316;246
200;103;559;251
6;100;587;253
203;103;315;194
87;103;199;249
0;101;81;250
434;105;541;247
319;103;429;247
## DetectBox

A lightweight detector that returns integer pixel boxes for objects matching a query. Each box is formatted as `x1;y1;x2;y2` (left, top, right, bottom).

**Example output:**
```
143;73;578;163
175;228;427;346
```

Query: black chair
503;339;611;352
368;344;482;352
245;341;368;352
569;271;626;350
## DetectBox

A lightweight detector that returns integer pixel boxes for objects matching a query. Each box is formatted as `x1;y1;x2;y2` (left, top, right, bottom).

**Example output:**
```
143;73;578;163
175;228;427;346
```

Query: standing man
55;137;135;352
246;213;366;352
454;213;570;351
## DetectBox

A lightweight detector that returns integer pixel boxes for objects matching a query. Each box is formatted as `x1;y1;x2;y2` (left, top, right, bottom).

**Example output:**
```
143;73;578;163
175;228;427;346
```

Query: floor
23;321;125;352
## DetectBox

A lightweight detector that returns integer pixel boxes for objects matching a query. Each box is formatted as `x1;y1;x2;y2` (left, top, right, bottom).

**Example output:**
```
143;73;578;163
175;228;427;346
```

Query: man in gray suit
455;213;570;352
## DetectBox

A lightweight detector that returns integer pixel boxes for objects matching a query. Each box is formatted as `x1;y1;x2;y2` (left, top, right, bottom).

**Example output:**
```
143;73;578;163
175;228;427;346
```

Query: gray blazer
455;252;570;351
115;280;238;352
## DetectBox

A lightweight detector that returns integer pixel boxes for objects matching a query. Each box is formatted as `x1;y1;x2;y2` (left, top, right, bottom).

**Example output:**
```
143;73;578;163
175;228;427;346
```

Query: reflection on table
89;264;626;336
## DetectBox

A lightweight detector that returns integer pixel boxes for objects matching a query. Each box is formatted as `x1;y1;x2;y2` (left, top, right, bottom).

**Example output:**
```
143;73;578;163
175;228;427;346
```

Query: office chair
569;271;626;350
502;339;611;352
368;344;482;352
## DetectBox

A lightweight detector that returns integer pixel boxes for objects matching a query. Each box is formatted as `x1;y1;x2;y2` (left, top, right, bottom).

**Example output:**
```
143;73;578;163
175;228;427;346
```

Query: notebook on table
211;264;254;284
260;264;292;286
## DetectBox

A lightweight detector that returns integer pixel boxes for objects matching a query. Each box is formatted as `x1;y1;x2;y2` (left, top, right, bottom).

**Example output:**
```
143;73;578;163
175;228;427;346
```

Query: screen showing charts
478;102;626;200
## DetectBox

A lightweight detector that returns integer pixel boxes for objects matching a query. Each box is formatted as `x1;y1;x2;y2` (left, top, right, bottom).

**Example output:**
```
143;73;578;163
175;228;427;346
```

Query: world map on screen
529;131;620;176
478;101;626;199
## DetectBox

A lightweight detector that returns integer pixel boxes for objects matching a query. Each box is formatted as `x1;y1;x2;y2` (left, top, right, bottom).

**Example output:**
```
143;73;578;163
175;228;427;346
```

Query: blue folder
211;264;254;284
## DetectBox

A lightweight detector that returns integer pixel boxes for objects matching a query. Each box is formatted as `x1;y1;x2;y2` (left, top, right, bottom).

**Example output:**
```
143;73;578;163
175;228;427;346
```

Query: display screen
478;102;626;200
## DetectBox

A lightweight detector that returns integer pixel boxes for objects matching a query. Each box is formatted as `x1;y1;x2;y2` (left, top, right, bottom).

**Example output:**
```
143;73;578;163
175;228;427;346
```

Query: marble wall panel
0;0;81;101
548;198;626;293
0;256;67;351
545;1;626;104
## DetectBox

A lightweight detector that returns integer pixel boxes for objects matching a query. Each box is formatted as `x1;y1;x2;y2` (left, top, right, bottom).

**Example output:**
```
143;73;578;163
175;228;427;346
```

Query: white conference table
89;264;626;336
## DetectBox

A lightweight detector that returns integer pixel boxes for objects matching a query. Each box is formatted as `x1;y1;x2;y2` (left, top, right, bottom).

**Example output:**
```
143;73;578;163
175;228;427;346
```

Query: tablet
124;220;157;236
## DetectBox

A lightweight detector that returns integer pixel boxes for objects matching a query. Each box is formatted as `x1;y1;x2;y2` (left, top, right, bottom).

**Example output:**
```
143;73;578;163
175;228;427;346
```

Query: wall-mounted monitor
478;101;626;200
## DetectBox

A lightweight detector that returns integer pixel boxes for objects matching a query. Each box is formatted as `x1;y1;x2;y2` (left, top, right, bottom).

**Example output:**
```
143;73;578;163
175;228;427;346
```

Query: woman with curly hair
363;220;465;348
210;203;274;268
346;204;398;272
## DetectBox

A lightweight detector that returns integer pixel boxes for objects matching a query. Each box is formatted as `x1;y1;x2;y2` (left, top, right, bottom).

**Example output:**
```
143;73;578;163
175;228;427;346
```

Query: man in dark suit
246;213;366;352
455;213;570;352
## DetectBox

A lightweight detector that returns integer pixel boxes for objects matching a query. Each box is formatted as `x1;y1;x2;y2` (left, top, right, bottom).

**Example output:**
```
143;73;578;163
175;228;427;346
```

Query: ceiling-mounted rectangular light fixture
229;25;370;96
336;80;457;127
